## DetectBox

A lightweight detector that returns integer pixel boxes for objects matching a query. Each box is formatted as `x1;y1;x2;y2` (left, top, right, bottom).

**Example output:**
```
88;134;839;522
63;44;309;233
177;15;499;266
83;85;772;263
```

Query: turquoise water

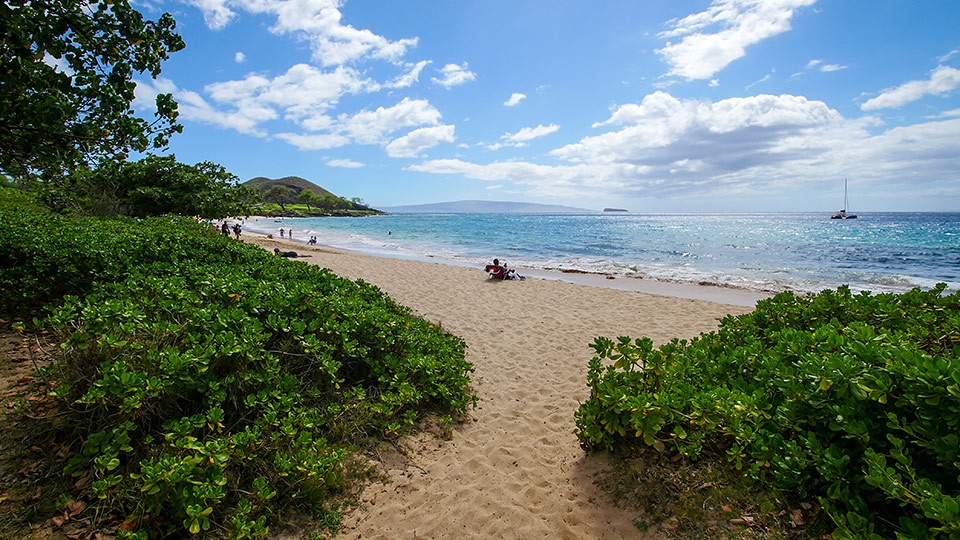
245;212;960;295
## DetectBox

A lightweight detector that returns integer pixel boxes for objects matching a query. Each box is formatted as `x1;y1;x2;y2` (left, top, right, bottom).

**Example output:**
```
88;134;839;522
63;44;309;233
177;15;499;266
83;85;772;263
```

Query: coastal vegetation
0;187;476;537
577;285;960;538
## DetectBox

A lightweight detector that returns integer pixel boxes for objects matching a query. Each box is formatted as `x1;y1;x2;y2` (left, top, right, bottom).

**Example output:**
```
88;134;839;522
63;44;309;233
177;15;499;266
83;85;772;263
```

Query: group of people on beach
217;222;242;239
485;258;524;280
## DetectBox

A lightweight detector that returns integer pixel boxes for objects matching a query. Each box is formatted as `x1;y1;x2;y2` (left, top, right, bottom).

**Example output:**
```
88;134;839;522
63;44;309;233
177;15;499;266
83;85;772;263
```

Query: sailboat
830;178;857;219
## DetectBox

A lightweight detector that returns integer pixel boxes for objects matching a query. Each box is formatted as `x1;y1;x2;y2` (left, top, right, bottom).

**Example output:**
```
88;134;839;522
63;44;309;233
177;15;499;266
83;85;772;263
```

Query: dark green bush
0;187;476;537
575;285;960;539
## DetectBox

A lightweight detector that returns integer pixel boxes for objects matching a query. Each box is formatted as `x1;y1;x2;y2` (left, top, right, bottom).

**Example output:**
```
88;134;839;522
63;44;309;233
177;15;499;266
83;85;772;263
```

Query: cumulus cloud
234;51;246;63
386;125;456;157
138;73;450;153
410;90;921;201
432;63;477;88
136;78;275;136
338;98;443;144
183;0;418;67
657;0;817;80
185;0;235;30
504;93;526;106
168;1;477;158
861;65;960;111
201;64;377;132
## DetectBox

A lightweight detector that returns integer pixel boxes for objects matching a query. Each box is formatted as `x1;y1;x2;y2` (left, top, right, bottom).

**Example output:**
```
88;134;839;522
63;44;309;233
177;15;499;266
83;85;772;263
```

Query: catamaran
830;178;857;219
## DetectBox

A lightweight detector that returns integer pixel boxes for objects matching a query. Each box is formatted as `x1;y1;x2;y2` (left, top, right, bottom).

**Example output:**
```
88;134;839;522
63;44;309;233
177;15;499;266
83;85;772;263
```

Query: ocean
244;212;960;297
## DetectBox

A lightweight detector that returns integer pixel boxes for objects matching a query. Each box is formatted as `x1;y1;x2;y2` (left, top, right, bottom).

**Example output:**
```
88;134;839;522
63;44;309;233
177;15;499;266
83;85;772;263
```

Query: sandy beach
245;232;758;539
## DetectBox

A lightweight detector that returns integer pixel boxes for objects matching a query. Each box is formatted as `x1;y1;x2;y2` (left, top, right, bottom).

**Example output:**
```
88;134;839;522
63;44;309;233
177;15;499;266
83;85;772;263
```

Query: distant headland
603;208;628;213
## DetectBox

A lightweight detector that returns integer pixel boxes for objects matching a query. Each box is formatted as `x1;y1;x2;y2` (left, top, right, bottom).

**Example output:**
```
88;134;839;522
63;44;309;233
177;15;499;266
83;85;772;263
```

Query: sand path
247;235;753;539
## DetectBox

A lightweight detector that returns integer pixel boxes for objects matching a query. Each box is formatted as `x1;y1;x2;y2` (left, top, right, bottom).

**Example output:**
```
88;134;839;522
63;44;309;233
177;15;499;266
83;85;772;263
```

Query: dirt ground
0;318;61;538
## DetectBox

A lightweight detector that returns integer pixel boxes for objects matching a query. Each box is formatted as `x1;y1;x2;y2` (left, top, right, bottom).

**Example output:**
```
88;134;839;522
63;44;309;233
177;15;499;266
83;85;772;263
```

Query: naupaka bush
0;188;476;538
576;285;960;539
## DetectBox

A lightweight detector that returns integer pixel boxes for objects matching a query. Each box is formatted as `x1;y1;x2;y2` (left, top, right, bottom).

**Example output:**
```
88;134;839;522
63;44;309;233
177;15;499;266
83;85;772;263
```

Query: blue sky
134;0;960;212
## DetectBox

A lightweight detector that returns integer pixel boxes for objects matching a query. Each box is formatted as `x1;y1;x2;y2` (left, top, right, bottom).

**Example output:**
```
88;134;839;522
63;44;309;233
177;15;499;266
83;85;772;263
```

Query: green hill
243;176;381;216
243;176;334;203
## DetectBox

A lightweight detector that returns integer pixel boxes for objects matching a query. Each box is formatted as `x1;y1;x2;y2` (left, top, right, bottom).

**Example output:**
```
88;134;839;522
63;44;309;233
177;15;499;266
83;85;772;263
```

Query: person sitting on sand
274;248;312;258
485;258;524;280
501;260;524;280
485;258;506;279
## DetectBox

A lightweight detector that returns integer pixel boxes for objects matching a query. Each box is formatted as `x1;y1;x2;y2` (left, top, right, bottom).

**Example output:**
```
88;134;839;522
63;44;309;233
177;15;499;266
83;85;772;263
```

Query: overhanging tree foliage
0;0;185;179
61;155;258;219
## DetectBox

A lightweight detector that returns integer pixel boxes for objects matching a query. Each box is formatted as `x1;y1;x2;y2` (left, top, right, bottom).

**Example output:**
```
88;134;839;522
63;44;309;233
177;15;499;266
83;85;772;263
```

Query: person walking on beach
232;223;242;239
279;228;285;238
221;222;230;236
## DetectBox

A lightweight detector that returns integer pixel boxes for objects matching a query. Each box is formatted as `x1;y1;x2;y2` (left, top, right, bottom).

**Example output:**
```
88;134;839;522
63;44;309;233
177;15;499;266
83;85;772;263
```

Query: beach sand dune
246;234;754;539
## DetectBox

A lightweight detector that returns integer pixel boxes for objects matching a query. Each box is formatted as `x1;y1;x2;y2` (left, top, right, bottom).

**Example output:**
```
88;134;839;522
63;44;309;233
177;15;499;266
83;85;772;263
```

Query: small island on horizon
603;207;629;213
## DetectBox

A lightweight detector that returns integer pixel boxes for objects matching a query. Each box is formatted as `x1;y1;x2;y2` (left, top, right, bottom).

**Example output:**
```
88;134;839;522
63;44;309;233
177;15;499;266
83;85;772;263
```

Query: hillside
243;176;382;216
243;176;334;202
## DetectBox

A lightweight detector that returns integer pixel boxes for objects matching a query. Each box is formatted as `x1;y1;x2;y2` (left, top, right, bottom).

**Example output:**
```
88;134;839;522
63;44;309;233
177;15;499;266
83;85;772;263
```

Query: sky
133;0;960;212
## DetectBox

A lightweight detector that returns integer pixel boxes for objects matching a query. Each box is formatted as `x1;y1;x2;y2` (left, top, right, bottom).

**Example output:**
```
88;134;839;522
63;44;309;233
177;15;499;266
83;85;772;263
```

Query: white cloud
185;0;418;67
338;98;443;144
410;90;953;202
745;72;772;90
185;0;235;30
939;49;960;63
199;63;377;133
500;124;560;147
861;65;960;111
555;92;841;174
504;93;526;107
792;58;846;78
136;78;274;136
327;158;365;168
138;74;448;157
234;51;246;63
275;132;351;150
386;125;456;158
388;61;431;88
172;1;482;159
819;63;846;72
657;0;817;80
432;63;477;88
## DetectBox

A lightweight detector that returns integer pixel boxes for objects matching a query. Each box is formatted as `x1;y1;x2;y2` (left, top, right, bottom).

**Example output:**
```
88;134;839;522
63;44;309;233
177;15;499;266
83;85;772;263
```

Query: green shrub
0;187;476;537
575;285;960;539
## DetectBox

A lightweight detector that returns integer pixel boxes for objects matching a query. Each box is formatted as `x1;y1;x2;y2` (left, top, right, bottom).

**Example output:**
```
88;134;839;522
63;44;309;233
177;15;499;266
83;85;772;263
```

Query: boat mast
843;178;848;213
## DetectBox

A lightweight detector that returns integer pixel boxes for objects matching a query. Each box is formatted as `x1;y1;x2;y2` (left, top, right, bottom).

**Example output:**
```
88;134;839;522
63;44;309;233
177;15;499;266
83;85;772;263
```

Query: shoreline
235;213;960;299
239;229;770;307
